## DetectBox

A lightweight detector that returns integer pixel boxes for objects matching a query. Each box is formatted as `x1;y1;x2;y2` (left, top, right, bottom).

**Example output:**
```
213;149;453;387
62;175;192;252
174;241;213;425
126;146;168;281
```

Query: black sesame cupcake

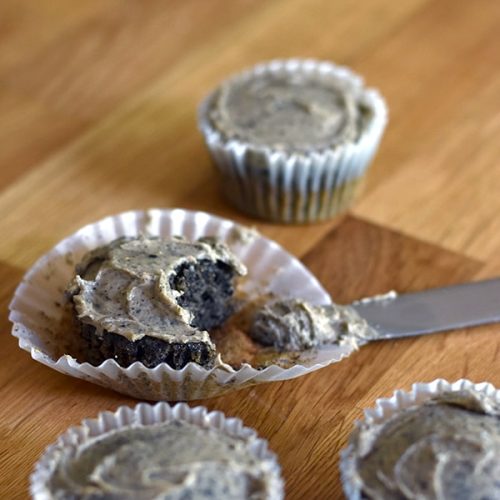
67;235;246;369
340;379;500;499
199;59;388;223
31;402;284;499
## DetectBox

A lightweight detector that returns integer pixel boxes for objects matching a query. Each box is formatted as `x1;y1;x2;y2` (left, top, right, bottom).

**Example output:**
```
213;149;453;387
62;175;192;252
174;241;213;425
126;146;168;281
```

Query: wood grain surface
1;1;500;498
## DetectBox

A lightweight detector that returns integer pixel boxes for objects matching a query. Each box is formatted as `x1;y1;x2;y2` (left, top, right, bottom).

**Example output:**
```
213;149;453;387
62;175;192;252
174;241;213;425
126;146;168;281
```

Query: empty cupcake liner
198;59;388;223
339;378;500;500
10;208;354;401
30;401;284;499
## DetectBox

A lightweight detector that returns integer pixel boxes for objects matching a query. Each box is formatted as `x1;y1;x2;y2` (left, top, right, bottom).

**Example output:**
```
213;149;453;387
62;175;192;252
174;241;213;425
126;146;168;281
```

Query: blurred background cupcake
199;59;388;224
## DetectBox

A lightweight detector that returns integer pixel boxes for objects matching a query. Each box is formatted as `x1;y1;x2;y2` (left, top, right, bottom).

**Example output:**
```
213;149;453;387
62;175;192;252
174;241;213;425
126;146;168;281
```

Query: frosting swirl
47;420;275;499
68;236;245;343
343;391;500;499
210;71;366;150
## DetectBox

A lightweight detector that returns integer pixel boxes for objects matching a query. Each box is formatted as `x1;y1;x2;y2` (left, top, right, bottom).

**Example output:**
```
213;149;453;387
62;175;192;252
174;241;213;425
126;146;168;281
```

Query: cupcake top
45;419;277;499
208;68;368;150
68;236;246;343
343;390;500;499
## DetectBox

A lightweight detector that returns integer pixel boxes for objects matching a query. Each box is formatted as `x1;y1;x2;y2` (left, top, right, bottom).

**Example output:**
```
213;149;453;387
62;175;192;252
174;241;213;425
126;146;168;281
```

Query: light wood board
1;1;500;498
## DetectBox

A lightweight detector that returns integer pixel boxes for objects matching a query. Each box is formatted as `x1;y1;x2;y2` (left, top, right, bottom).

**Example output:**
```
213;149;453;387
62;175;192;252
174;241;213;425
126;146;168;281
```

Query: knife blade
351;278;500;340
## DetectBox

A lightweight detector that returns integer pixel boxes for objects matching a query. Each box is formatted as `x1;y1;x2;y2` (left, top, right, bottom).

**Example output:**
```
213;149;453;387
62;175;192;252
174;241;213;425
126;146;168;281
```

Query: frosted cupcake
340;380;500;499
67;235;246;369
198;59;388;223
31;402;284;499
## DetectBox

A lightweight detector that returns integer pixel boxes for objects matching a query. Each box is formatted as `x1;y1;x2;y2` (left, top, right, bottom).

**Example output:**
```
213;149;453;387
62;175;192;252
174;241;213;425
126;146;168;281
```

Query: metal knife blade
351;278;500;340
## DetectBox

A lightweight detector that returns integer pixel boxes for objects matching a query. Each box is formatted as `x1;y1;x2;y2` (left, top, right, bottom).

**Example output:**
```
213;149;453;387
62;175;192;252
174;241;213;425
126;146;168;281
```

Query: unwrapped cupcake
198;59;388;223
67;234;246;369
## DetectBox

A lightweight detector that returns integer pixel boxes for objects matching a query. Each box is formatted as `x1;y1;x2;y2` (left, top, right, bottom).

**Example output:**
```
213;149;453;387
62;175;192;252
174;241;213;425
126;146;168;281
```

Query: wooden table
1;1;500;498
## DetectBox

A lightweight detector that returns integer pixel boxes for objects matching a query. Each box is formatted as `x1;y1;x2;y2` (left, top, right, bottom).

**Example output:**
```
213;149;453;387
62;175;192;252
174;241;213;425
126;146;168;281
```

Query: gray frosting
249;298;377;351
343;391;500;500
68;236;246;342
47;420;274;499
209;72;365;150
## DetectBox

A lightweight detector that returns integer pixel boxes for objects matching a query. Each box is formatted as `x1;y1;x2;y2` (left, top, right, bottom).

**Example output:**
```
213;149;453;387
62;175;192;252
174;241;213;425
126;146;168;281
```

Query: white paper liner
198;58;388;223
339;378;500;500
30;401;284;499
9;208;354;401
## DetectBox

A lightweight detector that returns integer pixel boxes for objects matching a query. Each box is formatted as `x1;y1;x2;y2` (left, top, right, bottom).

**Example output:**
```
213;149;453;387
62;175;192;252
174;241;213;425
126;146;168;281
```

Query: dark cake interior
80;323;215;369
170;259;237;331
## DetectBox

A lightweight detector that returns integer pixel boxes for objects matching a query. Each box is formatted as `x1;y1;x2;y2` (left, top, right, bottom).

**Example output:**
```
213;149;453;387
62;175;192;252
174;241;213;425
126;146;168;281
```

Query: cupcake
340;379;500;499
66;235;246;369
198;59;388;223
31;401;284;499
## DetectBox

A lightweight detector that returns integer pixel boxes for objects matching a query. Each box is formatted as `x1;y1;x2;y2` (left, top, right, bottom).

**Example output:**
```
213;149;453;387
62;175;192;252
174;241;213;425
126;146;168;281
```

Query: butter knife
351;278;500;340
